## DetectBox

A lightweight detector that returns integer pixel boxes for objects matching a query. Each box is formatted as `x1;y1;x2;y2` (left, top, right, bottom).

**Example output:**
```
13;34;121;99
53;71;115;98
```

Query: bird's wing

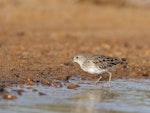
88;55;123;69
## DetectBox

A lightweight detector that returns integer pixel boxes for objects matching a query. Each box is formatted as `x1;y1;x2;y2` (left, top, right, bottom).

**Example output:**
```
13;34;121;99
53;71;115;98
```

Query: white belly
81;65;107;74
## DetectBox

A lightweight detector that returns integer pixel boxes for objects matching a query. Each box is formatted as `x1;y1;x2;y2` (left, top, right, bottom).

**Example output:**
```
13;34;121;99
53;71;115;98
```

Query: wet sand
0;0;150;86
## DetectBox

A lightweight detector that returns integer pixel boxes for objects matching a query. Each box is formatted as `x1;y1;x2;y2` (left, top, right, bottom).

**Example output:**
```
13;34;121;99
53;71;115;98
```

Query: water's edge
0;79;150;113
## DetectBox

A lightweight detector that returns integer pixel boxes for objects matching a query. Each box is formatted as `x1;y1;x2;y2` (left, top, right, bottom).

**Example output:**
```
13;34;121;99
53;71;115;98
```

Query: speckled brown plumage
72;54;126;86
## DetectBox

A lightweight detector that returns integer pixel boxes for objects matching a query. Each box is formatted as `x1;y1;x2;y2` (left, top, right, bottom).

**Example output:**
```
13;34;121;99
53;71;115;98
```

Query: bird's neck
78;62;83;67
77;60;86;68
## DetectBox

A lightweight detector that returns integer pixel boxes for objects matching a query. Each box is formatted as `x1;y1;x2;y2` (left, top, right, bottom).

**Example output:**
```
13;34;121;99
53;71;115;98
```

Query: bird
72;54;126;86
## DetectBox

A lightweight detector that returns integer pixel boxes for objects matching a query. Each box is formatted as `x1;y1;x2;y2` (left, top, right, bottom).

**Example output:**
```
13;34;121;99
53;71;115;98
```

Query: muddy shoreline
0;0;150;87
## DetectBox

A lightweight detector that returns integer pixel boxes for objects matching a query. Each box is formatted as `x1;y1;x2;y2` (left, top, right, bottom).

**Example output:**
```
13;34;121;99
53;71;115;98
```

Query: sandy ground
0;0;150;86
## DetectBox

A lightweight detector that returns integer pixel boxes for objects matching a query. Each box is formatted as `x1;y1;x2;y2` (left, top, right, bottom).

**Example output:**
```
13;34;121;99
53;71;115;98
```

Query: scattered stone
66;76;71;82
27;77;32;82
4;82;13;87
26;81;34;85
26;86;32;89
3;94;17;100
12;89;25;95
53;81;63;88
67;84;80;89
55;77;66;81
41;79;51;86
32;89;38;92
0;84;5;92
32;79;41;84
129;72;137;77
39;92;46;96
142;73;149;77
16;31;25;36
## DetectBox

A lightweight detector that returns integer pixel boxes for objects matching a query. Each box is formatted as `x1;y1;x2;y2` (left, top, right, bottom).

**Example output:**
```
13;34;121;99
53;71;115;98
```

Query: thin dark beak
72;59;74;62
64;60;74;66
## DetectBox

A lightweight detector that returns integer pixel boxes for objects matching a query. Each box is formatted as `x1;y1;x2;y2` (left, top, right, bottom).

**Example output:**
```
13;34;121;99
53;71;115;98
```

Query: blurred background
0;1;150;113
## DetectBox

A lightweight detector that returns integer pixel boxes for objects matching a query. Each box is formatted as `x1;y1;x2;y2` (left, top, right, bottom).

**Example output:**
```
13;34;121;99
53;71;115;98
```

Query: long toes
94;81;98;85
94;82;97;85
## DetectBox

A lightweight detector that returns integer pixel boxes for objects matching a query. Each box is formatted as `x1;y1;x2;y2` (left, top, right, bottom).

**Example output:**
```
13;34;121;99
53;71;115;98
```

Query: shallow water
0;79;150;113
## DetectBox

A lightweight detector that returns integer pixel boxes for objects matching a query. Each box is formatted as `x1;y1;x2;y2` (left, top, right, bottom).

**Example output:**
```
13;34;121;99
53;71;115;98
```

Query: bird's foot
94;80;100;85
94;82;98;85
94;76;102;85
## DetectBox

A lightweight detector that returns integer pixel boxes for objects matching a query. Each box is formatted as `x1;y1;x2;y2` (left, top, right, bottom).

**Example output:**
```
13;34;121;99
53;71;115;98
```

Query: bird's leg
107;71;112;87
94;75;102;85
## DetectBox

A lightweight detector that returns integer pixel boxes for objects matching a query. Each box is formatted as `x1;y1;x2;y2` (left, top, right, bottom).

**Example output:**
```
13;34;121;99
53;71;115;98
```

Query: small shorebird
72;54;126;86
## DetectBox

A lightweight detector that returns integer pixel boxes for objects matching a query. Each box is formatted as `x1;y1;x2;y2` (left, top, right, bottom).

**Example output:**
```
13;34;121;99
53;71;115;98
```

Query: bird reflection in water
71;88;118;113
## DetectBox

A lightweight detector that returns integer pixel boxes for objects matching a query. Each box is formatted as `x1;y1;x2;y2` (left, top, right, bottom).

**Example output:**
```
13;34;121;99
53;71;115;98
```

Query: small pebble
67;84;80;89
129;72;137;77
41;79;51;85
39;92;46;96
0;85;5;92
3;94;17;100
12;89;25;95
32;89;38;92
53;81;63;88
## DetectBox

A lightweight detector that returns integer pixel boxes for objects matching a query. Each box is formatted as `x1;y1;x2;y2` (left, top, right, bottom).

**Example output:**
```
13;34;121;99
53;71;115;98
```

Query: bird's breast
81;64;106;74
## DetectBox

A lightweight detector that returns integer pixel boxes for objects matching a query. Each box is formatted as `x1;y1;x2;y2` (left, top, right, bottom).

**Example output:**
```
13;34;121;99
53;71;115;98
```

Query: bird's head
72;54;87;65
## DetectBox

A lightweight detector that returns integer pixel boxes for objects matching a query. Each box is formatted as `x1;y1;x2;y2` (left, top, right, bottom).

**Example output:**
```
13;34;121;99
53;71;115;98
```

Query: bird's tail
120;58;127;64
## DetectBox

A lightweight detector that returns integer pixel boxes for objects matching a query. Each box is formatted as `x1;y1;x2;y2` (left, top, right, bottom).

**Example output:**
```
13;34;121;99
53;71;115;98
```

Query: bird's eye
76;56;79;59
